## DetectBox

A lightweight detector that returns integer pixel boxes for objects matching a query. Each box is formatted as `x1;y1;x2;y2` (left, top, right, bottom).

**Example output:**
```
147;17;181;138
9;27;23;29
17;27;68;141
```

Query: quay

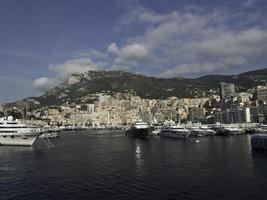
22;120;261;136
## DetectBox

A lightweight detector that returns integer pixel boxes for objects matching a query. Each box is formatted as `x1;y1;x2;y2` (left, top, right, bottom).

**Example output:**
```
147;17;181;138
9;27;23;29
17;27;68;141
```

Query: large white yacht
160;121;190;139
0;116;41;146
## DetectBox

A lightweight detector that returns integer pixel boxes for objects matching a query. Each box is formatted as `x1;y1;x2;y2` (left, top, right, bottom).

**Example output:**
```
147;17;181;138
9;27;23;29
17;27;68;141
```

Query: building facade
220;82;235;100
257;85;267;102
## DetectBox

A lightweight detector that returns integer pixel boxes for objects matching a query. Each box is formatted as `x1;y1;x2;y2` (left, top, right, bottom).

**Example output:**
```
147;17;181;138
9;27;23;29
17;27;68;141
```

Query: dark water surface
1;131;267;200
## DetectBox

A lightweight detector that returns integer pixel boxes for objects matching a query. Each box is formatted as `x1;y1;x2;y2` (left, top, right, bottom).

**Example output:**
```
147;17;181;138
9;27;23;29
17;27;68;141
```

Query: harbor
1;130;267;200
1;0;267;199
3;114;267;152
32;120;264;138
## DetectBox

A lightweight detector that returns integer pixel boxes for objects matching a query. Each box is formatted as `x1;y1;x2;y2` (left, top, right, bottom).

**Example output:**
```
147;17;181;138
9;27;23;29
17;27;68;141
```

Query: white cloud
180;28;267;64
49;58;99;79
33;1;267;91
32;77;58;91
119;5;168;25
111;4;267;77
107;43;149;69
162;57;248;78
33;58;101;91
107;43;120;55
120;43;148;61
162;63;218;77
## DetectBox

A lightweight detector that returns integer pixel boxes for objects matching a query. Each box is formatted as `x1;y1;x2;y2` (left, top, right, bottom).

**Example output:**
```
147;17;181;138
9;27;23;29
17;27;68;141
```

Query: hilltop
4;68;267;108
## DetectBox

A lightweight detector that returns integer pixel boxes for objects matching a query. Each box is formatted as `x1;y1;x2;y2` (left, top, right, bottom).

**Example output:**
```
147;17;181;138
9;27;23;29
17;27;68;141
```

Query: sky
0;0;267;103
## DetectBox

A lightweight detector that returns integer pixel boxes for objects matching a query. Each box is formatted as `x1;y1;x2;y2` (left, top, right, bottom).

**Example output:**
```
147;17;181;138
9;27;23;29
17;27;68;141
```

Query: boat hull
204;131;216;136
151;129;161;136
190;130;205;137
160;131;189;139
0;135;38;146
126;128;150;139
224;130;243;136
217;128;243;136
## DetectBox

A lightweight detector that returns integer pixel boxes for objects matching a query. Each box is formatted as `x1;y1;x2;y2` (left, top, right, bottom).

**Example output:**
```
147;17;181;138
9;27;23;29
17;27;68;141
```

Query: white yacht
160;121;190;139
210;123;223;133
0;116;41;146
150;121;163;136
256;124;267;134
219;125;243;135
189;125;205;137
199;125;216;136
126;120;150;138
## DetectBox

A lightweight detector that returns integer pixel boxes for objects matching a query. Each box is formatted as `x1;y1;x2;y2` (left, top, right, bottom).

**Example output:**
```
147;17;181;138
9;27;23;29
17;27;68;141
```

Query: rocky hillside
5;68;267;108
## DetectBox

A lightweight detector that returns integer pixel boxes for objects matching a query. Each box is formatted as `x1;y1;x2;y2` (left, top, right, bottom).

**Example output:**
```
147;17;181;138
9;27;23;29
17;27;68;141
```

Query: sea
0;131;267;200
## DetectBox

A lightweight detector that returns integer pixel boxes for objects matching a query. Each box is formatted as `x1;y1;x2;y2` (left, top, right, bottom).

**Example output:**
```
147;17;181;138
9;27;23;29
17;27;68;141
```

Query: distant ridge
238;67;267;76
4;67;267;108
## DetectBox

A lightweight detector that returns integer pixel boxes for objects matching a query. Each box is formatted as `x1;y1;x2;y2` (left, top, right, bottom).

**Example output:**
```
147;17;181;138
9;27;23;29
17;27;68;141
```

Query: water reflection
136;153;141;159
1;133;267;199
135;140;141;159
135;140;145;176
250;149;267;197
0;146;34;155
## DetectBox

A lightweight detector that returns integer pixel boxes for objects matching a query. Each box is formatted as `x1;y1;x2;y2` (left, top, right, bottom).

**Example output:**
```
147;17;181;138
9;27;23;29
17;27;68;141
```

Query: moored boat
199;125;216;136
256;124;267;134
189;126;205;137
150;122;163;136
0;116;42;146
218;125;243;136
125;120;150;139
160;121;190;139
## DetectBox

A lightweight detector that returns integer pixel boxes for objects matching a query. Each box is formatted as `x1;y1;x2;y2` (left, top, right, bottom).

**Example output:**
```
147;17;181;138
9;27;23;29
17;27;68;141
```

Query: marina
37;121;267;153
1;115;265;147
1;0;267;199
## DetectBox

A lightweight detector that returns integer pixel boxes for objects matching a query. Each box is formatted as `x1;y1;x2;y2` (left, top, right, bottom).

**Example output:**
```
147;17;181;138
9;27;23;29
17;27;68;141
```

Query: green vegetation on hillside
5;68;267;108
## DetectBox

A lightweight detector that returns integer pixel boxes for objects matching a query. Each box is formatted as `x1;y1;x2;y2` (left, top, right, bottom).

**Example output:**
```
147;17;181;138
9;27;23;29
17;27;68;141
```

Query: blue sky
0;0;267;102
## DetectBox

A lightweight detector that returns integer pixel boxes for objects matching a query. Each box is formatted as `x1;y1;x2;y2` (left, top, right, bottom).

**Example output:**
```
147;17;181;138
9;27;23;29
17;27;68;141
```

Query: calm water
1;131;267;200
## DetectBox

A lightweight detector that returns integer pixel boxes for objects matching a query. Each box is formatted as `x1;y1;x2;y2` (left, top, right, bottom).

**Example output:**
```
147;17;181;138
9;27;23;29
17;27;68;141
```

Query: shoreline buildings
3;80;267;127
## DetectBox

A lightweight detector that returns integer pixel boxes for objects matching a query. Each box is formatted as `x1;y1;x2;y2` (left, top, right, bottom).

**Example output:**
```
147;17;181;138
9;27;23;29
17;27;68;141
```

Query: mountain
5;68;267;108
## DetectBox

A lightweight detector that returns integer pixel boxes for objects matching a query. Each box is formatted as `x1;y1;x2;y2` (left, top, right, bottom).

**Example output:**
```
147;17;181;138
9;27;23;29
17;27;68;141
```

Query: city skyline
1;0;267;102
